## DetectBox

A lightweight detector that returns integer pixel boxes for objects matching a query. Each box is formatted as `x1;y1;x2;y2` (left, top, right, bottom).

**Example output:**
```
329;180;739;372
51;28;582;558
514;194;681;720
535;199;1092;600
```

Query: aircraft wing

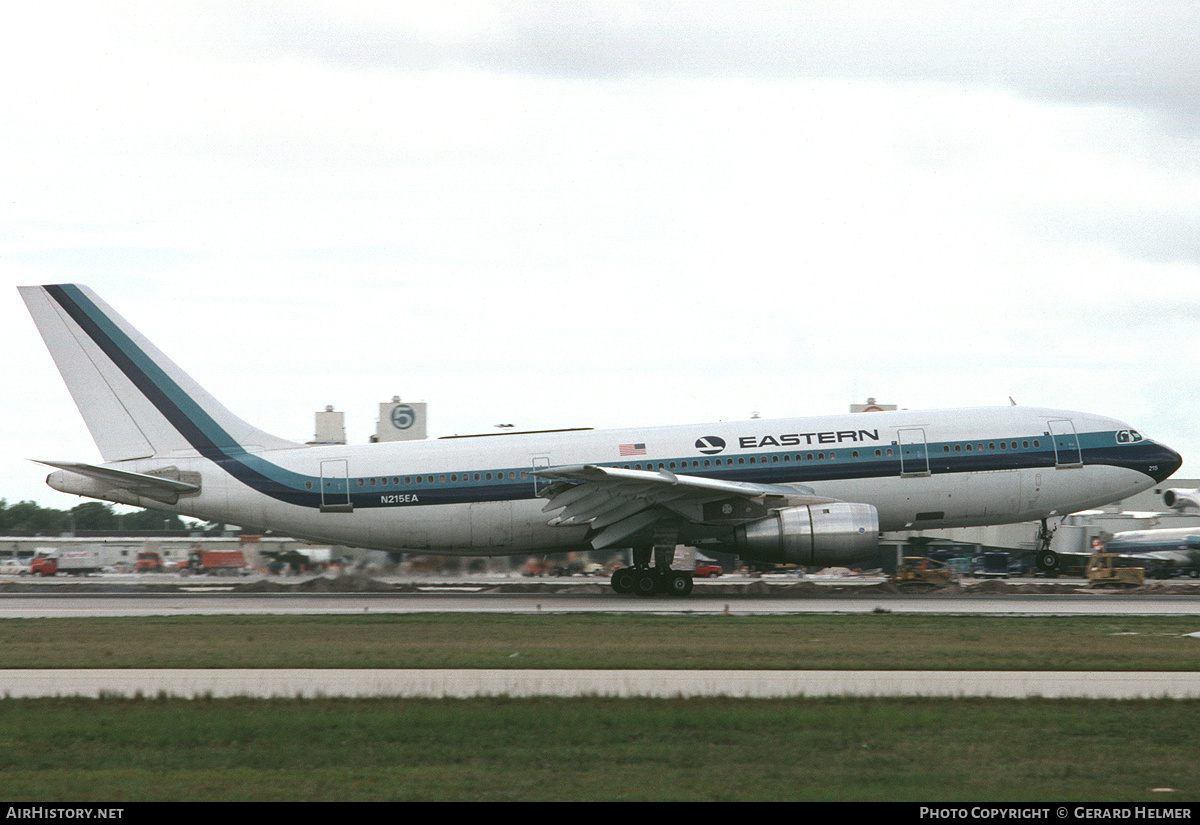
533;464;839;550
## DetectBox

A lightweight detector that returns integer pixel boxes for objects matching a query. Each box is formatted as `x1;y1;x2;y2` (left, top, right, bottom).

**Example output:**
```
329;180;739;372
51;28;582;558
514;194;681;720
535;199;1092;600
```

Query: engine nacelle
733;503;879;566
1163;488;1200;511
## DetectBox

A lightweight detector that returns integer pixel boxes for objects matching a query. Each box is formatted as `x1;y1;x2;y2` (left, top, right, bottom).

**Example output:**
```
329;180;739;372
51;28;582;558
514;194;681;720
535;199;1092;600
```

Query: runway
3;669;1199;699
4;586;1198;700
3;591;1200;617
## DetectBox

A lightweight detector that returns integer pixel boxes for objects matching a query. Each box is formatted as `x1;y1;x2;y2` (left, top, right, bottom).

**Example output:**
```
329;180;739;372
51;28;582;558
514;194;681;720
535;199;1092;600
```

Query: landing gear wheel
611;567;635;594
1035;549;1061;576
664;570;694;597
633;569;659;597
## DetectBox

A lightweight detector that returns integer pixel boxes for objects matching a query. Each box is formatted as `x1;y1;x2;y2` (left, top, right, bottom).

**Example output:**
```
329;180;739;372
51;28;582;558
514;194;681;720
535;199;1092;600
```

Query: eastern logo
696;436;726;455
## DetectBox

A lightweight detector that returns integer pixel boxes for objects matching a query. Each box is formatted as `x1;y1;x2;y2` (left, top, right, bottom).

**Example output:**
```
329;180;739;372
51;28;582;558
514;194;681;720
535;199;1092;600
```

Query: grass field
0;695;1196;801
2;612;1199;801
1;612;1199;670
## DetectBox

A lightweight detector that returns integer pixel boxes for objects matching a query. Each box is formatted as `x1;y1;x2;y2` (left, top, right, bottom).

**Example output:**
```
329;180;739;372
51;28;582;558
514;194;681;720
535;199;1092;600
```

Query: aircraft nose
1149;442;1183;483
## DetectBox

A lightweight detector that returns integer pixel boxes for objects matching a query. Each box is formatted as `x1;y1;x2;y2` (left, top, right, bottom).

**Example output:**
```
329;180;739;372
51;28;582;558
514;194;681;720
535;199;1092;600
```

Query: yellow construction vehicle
1085;553;1144;588
894;556;953;588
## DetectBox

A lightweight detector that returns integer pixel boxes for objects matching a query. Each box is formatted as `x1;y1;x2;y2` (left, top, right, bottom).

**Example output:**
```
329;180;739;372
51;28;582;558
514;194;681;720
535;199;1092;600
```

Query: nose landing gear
1033;519;1061;577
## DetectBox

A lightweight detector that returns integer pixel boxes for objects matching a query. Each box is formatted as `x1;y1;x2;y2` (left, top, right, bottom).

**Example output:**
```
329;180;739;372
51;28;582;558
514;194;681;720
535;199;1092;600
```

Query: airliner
1099;528;1200;578
1074;487;1200;579
20;284;1183;596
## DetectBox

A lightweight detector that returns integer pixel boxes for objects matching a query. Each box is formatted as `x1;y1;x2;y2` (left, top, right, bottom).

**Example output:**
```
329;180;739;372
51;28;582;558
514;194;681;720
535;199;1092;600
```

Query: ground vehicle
1085;553;1144;588
894;556;953;587
29;546;103;576
0;558;28;576
134;551;164;572
180;549;248;576
693;561;722;578
972;552;1010;578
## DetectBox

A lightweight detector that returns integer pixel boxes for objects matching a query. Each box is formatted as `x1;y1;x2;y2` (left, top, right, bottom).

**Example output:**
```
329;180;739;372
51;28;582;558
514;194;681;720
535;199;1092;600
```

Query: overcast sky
3;2;1200;509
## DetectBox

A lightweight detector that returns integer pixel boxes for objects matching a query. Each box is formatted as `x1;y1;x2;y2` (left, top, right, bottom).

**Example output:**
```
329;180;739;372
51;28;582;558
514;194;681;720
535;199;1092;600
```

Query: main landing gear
1033;518;1061;577
609;540;694;597
610;566;694;597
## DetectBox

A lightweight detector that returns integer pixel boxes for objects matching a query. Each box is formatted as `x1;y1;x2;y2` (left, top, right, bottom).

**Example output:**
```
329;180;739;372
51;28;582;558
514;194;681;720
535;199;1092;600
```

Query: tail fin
20;284;299;462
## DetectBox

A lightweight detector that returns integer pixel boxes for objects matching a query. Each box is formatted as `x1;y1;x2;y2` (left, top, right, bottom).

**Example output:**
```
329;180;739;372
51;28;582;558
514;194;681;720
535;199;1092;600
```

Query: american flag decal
619;443;647;456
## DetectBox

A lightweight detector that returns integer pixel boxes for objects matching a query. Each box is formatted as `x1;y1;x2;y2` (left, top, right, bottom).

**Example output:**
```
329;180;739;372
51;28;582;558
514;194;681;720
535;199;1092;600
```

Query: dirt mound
291;574;396;592
770;580;832;595
235;578;290;592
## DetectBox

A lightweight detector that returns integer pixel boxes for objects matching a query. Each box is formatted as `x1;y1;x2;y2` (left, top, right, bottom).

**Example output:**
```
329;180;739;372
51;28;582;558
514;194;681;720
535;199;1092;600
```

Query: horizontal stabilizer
36;460;200;501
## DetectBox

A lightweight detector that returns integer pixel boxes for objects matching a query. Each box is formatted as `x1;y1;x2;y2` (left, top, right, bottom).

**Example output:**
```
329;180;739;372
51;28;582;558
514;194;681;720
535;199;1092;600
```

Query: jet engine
733;502;879;566
1163;488;1200;512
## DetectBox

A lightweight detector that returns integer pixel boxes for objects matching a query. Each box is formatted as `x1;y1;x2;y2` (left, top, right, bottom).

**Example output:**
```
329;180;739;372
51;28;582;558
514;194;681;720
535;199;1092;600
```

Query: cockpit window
1116;430;1145;444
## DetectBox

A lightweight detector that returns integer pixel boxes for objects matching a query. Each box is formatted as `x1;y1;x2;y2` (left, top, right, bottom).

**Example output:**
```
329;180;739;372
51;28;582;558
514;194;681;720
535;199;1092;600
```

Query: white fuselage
51;405;1177;555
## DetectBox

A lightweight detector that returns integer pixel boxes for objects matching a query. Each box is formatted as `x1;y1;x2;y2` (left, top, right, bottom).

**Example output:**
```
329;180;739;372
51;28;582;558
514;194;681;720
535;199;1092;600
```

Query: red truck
180;549;248;576
29;546;104;576
134;551;164;572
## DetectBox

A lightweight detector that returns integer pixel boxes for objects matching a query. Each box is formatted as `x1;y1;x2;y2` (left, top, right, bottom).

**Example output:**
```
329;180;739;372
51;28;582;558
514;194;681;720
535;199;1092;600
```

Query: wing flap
532;464;841;548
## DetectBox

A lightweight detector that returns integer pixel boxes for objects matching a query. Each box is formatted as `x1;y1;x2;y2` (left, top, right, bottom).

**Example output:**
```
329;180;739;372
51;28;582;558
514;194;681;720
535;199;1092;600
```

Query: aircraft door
898;428;931;477
531;456;552;496
1048;419;1083;468
320;459;354;513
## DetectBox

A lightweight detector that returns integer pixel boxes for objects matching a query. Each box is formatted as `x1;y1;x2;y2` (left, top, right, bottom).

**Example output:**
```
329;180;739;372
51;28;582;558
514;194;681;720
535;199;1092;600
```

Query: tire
610;567;635;594
664;571;694;597
1035;549;1060;574
633;569;659;597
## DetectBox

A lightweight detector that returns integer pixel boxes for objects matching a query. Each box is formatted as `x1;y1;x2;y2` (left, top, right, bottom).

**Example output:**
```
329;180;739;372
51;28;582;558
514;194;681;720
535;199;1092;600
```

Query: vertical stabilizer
20;284;299;462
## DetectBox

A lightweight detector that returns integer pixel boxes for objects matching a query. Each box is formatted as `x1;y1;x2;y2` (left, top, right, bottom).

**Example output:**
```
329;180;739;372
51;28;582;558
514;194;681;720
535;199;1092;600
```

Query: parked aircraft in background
20;284;1182;595
1099;527;1200;578
1083;488;1200;578
1163;487;1200;512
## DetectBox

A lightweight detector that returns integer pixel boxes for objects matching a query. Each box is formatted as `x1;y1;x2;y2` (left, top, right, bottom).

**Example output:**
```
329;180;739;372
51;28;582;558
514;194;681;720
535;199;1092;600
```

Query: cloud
194;2;1200;129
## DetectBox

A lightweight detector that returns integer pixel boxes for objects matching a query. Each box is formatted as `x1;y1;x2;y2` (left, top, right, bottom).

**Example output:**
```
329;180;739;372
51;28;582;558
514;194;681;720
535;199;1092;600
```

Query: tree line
0;499;204;534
